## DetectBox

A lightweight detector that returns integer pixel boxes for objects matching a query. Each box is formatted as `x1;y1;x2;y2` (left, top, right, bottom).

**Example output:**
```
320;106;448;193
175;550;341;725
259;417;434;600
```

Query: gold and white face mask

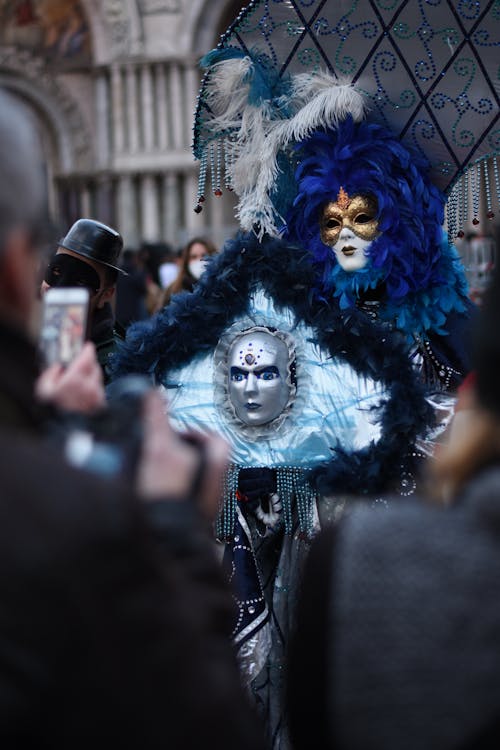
320;188;380;271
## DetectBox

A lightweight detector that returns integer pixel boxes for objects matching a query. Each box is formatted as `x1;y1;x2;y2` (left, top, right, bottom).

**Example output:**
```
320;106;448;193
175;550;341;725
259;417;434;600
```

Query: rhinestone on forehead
336;186;350;210
238;340;265;366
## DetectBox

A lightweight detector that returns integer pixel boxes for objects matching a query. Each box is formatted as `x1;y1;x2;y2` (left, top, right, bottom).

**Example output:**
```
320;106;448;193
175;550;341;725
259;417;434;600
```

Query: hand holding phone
35;341;105;414
39;287;89;368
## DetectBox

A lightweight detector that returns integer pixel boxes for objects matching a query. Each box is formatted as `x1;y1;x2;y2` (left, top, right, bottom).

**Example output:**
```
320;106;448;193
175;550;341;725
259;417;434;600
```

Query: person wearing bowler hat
41;218;126;384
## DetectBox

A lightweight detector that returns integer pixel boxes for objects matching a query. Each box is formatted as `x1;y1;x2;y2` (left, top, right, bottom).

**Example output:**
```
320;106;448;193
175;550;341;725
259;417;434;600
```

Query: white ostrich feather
204;56;276;134
202;61;367;237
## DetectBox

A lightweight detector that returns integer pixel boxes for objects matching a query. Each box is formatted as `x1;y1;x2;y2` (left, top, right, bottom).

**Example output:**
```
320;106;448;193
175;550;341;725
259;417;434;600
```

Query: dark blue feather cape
112;234;434;496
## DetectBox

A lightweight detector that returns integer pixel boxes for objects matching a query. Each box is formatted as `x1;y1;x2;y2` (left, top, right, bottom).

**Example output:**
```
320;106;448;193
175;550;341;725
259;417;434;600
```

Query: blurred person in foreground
0;89;267;750
287;259;500;750
156;236;218;310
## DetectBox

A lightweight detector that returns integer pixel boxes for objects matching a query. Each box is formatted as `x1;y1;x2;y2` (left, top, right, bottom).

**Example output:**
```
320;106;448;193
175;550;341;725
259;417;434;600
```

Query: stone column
211;190;225;244
163;172;180;246
140;174;160;242
155;62;169;151
117;174;138;247
185;64;199;149
95;71;110;168
141;63;155;152
96;177;114;227
111;64;125;155
126;64;139;153
169;63;184;149
80;184;92;218
183;172;203;237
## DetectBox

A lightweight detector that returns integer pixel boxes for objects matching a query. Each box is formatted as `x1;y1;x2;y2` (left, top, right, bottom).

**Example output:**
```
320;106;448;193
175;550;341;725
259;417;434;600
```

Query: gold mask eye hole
354;213;374;224
324;218;341;229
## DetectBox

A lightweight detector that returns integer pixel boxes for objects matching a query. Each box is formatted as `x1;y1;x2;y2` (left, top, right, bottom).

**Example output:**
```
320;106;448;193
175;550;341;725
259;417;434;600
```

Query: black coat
0;321;267;749
288;468;500;750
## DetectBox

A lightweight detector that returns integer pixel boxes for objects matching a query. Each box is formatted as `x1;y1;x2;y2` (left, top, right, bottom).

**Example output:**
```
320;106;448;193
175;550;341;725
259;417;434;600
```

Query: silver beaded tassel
216;463;239;541
217;465;318;540
446;155;498;241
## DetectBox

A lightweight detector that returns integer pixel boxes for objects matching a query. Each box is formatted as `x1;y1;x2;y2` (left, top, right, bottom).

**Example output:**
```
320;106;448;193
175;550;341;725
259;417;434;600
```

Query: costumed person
40;219;126;385
111;233;433;749
287;250;500;750
285;117;474;395
111;1;498;747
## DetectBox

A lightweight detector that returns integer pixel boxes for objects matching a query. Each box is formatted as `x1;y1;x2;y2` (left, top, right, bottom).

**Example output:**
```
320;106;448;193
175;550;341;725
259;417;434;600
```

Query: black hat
59;219;125;273
474;265;500;417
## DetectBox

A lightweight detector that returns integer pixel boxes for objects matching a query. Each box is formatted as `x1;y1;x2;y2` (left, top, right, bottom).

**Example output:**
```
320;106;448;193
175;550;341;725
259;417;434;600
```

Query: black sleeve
287;523;338;750
60;498;268;750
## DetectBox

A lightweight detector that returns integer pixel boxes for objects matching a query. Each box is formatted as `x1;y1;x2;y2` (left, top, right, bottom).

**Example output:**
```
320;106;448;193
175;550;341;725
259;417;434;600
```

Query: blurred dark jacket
0;319;267;750
288;470;500;750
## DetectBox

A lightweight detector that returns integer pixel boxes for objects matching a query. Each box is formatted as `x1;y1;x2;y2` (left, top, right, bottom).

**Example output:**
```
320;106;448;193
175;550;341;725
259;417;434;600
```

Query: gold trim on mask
320;194;380;246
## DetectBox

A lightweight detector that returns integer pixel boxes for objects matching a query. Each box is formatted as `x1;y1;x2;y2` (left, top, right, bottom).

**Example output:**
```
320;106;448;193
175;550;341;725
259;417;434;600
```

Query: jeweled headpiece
336;187;351;211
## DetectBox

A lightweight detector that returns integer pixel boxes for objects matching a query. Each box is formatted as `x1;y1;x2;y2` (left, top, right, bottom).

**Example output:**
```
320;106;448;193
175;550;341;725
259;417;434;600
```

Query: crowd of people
2;73;500;750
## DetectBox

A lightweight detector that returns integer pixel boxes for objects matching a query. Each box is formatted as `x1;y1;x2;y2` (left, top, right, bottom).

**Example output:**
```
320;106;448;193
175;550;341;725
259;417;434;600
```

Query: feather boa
111;234;434;496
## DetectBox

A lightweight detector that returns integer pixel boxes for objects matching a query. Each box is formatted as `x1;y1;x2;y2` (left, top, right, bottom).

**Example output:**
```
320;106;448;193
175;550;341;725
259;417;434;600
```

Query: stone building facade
0;0;497;267
0;0;242;251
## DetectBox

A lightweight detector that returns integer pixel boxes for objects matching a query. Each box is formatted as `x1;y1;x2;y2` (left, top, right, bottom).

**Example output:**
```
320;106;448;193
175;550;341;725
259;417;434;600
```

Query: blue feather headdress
285;118;470;338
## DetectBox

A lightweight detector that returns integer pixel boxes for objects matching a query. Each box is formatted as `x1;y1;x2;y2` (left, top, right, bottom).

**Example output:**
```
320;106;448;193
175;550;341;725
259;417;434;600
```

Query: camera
60;375;151;482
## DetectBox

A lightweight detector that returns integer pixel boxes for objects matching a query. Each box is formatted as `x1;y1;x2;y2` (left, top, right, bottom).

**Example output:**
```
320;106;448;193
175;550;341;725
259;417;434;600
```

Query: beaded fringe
215;464;318;541
197;143;498;238
193;141;231;213
446;154;498;241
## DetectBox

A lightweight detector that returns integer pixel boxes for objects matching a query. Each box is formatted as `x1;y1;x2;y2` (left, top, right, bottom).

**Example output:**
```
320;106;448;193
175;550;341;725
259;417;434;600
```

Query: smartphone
39;287;89;368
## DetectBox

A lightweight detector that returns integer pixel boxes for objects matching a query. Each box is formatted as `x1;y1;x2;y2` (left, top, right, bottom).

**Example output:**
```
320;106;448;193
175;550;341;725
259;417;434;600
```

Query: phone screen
39;287;89;367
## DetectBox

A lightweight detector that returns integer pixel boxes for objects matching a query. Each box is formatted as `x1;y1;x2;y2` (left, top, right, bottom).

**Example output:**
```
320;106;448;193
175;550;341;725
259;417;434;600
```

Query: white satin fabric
160;287;386;469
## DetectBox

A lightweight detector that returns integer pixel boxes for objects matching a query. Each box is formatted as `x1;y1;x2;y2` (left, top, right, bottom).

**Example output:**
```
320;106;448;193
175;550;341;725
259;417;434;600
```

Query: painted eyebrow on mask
230;366;280;380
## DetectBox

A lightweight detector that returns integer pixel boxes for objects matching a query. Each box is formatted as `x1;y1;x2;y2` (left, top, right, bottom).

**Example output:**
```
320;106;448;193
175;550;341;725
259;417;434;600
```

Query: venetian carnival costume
112;233;433;748
111;2;498;748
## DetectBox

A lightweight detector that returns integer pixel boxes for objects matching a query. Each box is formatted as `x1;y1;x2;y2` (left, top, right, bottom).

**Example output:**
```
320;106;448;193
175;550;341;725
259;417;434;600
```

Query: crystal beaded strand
457;174;464;238
217;463;238;540
471;162;480;226
483;158;494;220
295;472;313;538
446;181;458;242
209;142;216;196
493;155;499;218
224;140;233;191
214;140;223;196
194;148;208;213
277;468;294;534
462;171;469;232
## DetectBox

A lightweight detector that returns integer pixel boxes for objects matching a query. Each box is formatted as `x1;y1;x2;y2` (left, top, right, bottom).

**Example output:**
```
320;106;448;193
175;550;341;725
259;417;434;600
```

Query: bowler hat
59;218;125;273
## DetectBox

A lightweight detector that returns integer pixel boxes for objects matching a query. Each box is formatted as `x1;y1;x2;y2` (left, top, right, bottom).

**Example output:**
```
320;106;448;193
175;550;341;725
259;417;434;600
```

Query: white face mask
332;228;372;271
188;258;207;280
228;331;291;426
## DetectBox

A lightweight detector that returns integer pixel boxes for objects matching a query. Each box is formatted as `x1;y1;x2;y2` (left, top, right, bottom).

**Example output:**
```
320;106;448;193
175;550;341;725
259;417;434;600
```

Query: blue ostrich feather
201;45;292;110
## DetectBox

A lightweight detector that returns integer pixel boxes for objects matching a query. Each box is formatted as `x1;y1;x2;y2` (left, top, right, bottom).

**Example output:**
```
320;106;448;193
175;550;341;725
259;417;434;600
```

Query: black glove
238;467;277;506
